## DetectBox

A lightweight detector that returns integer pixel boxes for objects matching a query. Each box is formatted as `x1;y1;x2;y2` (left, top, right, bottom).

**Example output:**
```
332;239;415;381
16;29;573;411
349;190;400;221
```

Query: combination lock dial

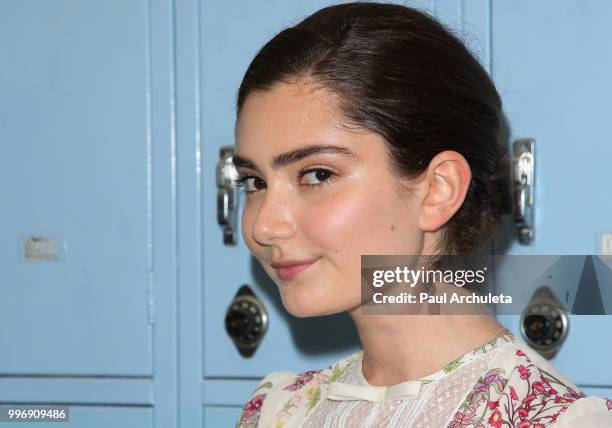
225;285;268;357
520;286;569;359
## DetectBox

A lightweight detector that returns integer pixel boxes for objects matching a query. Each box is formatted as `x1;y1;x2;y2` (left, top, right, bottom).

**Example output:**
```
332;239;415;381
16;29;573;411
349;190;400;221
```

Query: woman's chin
281;292;352;318
282;298;326;318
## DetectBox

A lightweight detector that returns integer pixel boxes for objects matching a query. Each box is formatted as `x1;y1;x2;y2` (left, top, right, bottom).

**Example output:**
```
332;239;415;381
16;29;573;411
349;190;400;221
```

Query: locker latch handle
216;146;240;245
512;138;535;244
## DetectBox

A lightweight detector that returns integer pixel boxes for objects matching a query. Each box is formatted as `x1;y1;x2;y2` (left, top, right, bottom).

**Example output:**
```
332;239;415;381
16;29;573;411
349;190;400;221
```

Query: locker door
491;0;612;395
1;0;185;426
0;0;154;378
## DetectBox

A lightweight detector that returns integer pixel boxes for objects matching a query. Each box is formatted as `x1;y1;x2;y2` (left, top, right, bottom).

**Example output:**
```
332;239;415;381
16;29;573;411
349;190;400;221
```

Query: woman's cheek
302;187;383;249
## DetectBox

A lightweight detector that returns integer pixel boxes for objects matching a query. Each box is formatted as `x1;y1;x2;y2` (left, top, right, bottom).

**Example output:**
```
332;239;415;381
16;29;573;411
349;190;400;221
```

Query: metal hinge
147;270;155;325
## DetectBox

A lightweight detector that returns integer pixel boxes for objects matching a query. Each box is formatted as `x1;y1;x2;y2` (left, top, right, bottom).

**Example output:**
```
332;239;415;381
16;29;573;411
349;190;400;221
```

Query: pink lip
273;259;318;280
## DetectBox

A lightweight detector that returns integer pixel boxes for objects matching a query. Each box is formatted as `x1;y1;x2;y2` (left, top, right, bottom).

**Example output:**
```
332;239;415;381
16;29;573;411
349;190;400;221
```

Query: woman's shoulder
514;342;612;425
235;370;297;428
449;337;612;426
235;351;361;428
554;394;612;426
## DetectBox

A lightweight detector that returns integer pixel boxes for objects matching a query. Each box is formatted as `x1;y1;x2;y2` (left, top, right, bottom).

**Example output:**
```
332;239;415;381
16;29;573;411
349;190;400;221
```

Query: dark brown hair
236;2;512;255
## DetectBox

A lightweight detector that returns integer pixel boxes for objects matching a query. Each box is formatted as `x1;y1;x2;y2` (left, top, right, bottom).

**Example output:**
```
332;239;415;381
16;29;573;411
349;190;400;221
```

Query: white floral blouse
236;330;612;427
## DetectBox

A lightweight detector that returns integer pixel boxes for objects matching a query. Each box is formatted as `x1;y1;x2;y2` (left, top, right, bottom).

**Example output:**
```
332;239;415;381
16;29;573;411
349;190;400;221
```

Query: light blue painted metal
0;378;152;405
462;0;491;74
147;1;180;427
492;1;612;254
0;0;179;426
203;406;241;428
434;0;462;33
175;0;205;427
0;0;152;376
491;0;612;386
580;386;612;398
202;379;258;407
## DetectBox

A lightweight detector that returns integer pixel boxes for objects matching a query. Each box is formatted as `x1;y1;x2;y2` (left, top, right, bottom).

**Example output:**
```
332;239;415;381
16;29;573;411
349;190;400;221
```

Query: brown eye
253;177;266;190
300;168;337;186
235;175;266;193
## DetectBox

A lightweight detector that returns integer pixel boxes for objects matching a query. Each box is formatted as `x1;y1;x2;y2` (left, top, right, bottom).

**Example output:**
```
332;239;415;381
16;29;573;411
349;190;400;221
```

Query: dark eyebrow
232;144;357;171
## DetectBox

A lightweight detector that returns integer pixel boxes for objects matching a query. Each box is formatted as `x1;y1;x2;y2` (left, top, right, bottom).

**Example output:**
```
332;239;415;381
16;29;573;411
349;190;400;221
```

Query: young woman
232;3;612;427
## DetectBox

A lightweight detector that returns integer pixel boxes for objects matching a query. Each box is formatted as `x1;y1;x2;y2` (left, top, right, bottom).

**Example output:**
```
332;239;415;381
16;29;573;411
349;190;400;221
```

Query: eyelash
234;168;338;194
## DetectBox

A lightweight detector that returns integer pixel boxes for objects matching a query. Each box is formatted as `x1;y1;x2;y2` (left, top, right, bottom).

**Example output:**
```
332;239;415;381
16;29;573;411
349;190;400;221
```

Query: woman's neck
348;309;505;387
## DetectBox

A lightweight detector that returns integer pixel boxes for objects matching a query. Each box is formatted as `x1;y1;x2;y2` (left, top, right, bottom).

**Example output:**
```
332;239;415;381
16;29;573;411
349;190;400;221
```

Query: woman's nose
251;190;297;246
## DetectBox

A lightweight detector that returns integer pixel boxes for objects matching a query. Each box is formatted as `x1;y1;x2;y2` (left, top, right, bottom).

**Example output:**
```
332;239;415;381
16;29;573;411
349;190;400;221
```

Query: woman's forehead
236;83;348;149
239;78;345;119
234;81;393;171
235;82;382;149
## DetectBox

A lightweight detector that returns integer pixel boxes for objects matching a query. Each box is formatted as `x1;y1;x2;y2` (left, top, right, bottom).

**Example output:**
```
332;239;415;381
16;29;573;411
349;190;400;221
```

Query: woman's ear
418;150;472;232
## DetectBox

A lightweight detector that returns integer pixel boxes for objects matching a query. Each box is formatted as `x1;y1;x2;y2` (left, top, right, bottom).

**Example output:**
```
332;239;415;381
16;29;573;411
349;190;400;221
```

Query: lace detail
302;333;514;427
412;355;489;427
302;351;506;427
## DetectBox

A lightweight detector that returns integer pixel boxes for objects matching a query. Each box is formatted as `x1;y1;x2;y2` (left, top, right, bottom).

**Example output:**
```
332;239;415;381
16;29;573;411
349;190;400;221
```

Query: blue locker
2;1;611;427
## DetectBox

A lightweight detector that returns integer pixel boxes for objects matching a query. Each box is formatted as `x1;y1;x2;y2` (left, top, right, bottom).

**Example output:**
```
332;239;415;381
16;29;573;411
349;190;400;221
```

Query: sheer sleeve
554;395;612;426
235;371;296;428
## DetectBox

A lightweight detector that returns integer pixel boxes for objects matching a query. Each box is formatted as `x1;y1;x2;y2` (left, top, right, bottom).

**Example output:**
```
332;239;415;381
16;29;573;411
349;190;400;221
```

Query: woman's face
234;80;428;317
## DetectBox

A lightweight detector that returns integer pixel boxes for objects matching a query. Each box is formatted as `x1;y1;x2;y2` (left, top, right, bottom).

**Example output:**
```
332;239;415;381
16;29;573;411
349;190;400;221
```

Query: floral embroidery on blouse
448;348;586;428
283;369;322;392
272;354;359;426
236;380;273;428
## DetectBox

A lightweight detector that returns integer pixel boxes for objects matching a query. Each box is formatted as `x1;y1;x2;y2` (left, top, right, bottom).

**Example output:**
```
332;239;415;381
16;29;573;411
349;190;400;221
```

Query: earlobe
418;151;471;232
